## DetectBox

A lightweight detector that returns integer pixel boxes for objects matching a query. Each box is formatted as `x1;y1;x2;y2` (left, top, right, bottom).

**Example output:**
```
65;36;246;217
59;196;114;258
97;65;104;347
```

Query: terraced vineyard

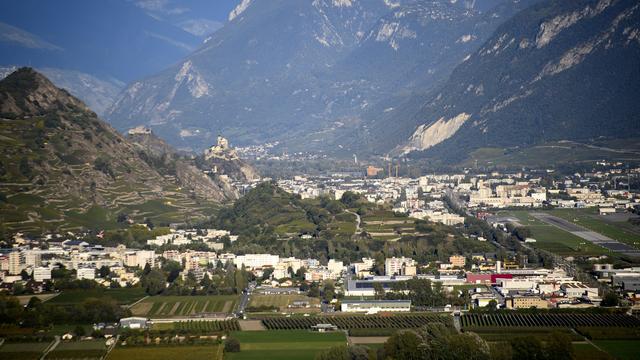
262;314;452;330
460;313;640;328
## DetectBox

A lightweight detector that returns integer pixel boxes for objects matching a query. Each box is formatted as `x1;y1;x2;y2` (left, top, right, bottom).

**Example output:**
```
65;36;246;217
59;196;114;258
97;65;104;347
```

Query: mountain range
3;0;638;166
0;0;236;115
398;0;640;162
106;0;538;153
0;68;253;235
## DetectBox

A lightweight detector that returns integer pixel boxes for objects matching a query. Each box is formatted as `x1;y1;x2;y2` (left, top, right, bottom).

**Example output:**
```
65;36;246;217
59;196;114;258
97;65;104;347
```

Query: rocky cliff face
398;0;640;161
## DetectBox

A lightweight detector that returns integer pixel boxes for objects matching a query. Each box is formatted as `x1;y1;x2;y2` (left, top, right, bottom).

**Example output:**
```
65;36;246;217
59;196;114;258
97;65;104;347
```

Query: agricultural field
547;208;640;249
262;314;452;330
468;327;582;342
0;341;52;360
107;345;222;360
45;340;107;360
460;313;640;329
592;340;640;360
225;330;347;360
15;293;58;305
130;295;239;318
326;212;357;237
361;209;416;241
571;343;611;360
172;320;241;332
48;287;146;305
500;211;608;256
247;294;321;312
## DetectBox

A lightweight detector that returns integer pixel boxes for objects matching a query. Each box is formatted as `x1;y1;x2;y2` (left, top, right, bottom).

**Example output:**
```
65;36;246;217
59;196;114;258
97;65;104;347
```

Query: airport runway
530;212;640;256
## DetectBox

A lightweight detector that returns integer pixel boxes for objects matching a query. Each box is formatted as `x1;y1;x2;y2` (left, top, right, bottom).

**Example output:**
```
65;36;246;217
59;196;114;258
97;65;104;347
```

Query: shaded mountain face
106;0;533;154
398;0;640;162
0;69;242;234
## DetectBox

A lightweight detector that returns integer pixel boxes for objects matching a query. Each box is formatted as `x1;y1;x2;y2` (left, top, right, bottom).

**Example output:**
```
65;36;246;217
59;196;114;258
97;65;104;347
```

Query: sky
132;0;240;36
0;0;241;81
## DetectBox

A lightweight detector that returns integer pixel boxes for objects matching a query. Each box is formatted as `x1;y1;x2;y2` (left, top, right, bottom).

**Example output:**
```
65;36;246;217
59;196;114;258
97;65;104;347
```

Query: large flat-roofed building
505;296;549;309
234;254;279;269
345;277;410;296
345;275;465;296
562;283;599;299
119;317;149;329
341;300;411;313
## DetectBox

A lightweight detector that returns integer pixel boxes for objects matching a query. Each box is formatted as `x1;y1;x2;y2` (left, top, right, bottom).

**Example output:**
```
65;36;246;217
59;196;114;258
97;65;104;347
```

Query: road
345;209;361;235
235;281;255;317
530;212;640;256
40;336;59;360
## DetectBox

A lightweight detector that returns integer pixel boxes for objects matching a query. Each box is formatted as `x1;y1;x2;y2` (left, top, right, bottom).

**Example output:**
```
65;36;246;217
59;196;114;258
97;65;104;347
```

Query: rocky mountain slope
106;0;535;153
0;68;246;234
0;66;123;116
397;0;640;162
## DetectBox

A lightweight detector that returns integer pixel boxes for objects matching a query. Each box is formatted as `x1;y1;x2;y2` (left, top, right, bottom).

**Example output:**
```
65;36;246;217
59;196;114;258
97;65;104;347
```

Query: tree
142;263;152;275
20;269;30;281
322;280;335;303
601;292;619;307
315;345;369;360
19;157;32;179
162;260;182;283
510;337;545;360
99;266;110;278
486;299;498;312
140;269;165;295
308;282;320;298
340;192;361;208
383;330;423;360
224;337;240;353
443;332;491;360
544;331;573;360
373;283;385;300
74;325;86;337
12;282;25;295
27;296;42;309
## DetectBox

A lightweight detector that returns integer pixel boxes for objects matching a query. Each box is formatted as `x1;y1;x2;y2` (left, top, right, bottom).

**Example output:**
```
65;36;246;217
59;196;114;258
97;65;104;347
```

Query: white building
24;249;42;267
234;254;279;269
327;259;344;275
341;300;411;314
8;251;24;275
77;267;96;280
33;266;52;282
385;257;417;276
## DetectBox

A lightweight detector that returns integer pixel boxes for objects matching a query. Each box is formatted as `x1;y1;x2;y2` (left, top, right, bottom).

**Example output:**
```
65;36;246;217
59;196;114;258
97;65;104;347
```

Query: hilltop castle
204;135;238;160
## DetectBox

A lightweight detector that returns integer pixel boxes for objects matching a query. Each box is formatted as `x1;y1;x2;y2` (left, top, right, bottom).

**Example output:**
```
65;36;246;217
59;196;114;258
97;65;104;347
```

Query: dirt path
345;210;361;235
239;320;266;331
348;337;388;344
